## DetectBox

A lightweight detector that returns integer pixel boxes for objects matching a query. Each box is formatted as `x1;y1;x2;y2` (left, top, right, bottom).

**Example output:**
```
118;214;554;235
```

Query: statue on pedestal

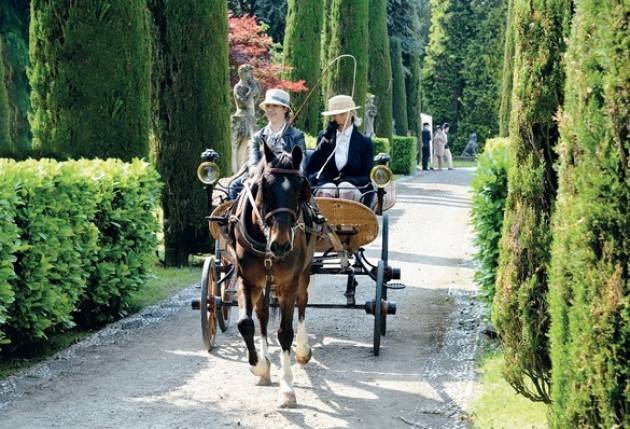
364;93;377;138
231;64;261;173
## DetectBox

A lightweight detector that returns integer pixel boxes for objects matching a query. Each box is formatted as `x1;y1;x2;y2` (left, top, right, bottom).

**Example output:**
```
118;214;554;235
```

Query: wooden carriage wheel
200;256;219;352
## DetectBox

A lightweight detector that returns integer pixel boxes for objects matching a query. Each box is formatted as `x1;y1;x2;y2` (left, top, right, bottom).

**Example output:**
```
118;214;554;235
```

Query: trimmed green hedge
391;135;416;175
0;159;160;349
372;137;390;156
471;138;510;303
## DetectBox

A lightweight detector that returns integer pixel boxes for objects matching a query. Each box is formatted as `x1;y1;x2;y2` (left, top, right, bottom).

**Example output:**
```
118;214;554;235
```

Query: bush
0;159;160;348
372;137;390;156
391;135;416;174
471;138;510;303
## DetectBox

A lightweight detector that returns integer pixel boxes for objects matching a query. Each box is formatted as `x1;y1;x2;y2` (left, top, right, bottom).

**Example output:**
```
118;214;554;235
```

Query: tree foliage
405;49;422;137
0;38;11;153
228;0;287;43
228;15;305;93
498;0;515;137
368;0;393;141
325;0;369;116
391;37;408;135
282;0;323;136
29;0;151;160
0;0;30;158
548;1;629;426
149;0;231;266
493;0;573;404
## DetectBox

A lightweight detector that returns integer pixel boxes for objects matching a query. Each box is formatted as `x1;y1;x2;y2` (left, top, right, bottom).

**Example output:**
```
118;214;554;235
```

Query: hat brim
321;106;362;116
259;100;292;111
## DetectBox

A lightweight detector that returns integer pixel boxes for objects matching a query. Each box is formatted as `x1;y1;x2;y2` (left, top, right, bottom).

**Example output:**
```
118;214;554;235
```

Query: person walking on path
421;122;432;171
432;124;447;170
443;122;454;170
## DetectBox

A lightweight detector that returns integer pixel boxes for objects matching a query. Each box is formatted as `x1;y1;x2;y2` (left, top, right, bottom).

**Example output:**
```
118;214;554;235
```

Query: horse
228;143;316;408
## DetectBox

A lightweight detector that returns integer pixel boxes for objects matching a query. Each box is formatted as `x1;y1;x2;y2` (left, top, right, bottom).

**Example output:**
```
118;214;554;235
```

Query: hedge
391;135;416;175
372;137;390;157
471;138;510;303
0;159;160;349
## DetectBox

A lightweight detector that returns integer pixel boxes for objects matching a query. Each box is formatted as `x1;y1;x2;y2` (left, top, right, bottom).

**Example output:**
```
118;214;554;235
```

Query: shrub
391;135;416;175
372;137;390;156
471;138;510;303
0;159;161;347
548;1;630;427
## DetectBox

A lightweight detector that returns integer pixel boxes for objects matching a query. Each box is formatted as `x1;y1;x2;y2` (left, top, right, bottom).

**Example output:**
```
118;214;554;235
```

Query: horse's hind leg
277;290;297;408
253;288;271;386
295;273;312;365
237;280;269;378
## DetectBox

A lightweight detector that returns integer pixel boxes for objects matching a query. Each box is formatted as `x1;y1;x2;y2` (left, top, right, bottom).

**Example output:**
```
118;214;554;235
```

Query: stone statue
461;132;478;157
364;93;377;138
231;64;261;173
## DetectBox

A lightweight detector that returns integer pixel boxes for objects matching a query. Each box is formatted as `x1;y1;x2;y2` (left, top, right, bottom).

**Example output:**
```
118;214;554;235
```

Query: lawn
470;348;548;429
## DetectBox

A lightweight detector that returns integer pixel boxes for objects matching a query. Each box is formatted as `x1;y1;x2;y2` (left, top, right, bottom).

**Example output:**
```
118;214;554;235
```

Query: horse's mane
251;150;295;180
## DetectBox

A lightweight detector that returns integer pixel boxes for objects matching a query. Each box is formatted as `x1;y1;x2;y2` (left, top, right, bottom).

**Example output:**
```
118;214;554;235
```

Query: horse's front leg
277;290;297;408
253;287;271;385
237;279;268;377
295;272;312;365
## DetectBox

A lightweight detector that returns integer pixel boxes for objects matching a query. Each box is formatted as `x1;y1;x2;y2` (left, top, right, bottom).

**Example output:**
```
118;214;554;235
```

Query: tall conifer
390;38;408;136
498;0;515;137
493;0;573;403
325;0;369;114
149;0;231;266
367;0;393;141
29;0;151;160
283;0;323;136
405;50;421;137
549;1;629;426
0;38;11;154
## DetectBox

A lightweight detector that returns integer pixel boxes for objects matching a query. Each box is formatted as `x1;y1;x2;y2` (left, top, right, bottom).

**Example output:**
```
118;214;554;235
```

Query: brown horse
229;143;316;408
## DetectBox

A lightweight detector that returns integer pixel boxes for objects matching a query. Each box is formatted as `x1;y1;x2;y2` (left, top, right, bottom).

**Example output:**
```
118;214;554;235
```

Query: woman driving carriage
305;95;374;204
228;88;307;200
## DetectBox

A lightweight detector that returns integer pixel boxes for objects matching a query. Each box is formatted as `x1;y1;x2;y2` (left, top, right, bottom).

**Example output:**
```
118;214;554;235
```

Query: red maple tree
228;15;307;93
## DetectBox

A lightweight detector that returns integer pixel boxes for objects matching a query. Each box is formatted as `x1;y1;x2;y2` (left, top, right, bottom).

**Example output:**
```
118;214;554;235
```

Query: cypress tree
498;0;515;137
405;49;421;137
149;0;231;266
325;0;369;115
367;0;393;141
493;0;573;403
549;1;629;427
283;0;323;136
390;38;408;136
0;38;11;154
29;1;151;160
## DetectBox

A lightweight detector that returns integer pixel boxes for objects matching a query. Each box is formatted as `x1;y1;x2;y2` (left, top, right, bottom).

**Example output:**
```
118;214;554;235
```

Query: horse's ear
291;145;303;170
263;142;275;164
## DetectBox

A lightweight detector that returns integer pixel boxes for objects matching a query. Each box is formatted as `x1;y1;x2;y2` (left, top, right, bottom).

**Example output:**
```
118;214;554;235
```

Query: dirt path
0;168;480;429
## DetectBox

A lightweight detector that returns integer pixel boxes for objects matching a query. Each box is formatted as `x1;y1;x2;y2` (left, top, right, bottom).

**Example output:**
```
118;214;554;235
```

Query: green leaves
391;135;417;175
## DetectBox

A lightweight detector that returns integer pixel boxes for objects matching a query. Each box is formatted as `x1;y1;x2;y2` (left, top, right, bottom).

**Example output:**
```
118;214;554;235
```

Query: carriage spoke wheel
373;260;385;356
380;214;389;336
214;245;232;333
201;256;219;352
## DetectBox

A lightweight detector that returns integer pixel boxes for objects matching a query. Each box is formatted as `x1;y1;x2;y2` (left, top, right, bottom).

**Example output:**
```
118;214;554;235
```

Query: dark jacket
421;128;431;147
248;125;307;172
305;127;374;187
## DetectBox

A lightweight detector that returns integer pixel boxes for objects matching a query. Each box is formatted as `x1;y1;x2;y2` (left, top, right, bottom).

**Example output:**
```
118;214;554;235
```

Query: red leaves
228;15;306;93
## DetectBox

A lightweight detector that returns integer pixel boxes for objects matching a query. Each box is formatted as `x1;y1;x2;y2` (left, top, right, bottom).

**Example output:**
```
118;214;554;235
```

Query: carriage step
386;282;406;290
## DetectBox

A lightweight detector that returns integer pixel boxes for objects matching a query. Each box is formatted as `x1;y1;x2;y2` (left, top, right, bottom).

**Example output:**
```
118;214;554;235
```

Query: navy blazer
305;127;374;188
248;125;307;171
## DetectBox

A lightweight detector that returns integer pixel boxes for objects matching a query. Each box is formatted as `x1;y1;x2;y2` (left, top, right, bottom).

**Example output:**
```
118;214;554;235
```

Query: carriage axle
191;298;396;315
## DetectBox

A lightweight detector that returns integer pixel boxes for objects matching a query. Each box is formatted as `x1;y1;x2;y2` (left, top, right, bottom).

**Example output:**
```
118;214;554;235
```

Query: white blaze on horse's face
281;176;290;191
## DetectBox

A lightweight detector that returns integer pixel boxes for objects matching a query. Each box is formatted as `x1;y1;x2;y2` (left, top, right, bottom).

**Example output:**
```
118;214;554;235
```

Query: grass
452;158;477;168
470;348;548;429
0;260;202;380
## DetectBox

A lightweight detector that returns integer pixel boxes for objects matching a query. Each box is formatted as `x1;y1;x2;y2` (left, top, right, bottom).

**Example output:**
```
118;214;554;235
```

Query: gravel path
0;167;480;429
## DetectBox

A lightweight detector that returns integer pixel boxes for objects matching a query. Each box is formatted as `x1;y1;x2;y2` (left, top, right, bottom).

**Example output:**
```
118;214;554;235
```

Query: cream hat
321;95;362;116
259;88;292;110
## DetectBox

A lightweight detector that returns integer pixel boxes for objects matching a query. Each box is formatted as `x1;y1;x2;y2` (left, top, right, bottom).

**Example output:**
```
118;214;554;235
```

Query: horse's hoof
278;392;297;409
296;348;312;365
250;357;270;377
256;375;272;386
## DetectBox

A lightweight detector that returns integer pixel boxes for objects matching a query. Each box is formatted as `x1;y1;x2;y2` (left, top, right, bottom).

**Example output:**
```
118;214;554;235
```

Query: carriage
191;149;402;356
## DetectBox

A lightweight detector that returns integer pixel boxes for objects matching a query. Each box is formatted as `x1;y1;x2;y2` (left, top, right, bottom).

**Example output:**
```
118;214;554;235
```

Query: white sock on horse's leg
279;350;296;407
295;320;312;365
254;335;271;385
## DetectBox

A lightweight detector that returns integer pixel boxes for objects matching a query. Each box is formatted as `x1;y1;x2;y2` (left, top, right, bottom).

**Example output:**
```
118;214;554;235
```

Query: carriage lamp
370;165;393;189
197;161;221;185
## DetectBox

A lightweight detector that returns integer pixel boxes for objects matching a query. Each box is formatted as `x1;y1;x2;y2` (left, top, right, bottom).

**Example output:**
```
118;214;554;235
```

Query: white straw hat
259;88;292;110
321;95;362;116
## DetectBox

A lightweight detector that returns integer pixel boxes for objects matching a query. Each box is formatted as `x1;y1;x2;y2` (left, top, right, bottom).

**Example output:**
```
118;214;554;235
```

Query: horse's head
252;143;310;258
